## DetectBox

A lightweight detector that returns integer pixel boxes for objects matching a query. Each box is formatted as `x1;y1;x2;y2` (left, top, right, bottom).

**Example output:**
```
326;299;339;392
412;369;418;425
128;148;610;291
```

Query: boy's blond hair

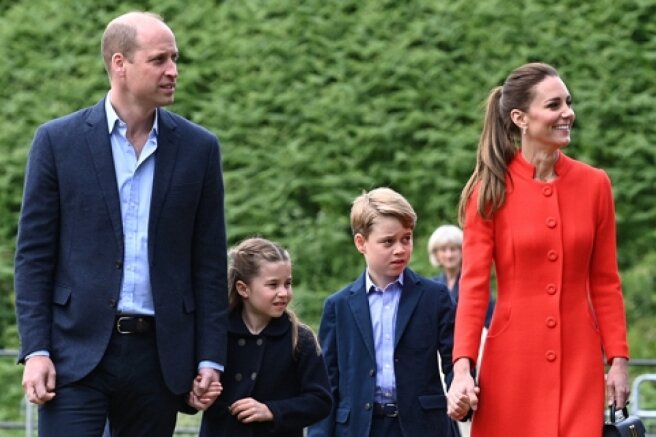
350;187;417;238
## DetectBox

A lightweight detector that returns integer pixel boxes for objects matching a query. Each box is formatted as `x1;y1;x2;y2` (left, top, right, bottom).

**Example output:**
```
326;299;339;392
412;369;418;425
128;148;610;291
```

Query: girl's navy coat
200;311;332;436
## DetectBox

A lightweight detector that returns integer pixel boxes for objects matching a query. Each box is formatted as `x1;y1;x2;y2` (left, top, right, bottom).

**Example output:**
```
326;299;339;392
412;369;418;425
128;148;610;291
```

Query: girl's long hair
228;237;317;356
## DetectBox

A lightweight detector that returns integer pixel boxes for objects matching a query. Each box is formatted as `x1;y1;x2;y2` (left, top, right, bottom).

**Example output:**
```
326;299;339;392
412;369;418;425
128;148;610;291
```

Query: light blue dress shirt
105;97;157;316
366;271;403;404
105;96;221;372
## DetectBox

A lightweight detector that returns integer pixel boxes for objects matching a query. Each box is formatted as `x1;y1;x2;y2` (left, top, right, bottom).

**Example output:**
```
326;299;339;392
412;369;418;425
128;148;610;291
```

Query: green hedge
1;0;655;351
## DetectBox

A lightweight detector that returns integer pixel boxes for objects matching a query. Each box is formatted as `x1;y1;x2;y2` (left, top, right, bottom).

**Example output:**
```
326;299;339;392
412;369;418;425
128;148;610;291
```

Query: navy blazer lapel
347;273;376;362
148;108;180;260
85;99;123;252
395;268;423;348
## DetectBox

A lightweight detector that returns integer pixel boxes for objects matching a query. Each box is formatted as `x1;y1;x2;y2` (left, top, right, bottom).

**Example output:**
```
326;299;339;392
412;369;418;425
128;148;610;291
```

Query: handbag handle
608;404;630;423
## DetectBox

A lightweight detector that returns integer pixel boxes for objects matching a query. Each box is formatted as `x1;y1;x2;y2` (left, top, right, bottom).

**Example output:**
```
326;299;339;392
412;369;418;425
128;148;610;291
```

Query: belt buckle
384;403;398;418
116;316;134;334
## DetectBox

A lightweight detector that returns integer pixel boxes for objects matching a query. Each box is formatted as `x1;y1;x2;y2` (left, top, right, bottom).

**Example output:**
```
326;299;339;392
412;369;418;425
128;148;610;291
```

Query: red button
545;350;557;361
547;250;558;261
545;217;557;228
542;186;553;197
546;284;557;295
546;317;557;328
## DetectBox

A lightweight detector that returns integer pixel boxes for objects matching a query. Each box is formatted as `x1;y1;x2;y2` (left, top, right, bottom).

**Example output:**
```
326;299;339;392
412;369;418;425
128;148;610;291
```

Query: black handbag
603;404;646;437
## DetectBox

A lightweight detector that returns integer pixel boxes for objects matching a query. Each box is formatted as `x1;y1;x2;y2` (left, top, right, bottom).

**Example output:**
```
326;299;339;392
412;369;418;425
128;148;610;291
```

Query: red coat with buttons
453;151;629;437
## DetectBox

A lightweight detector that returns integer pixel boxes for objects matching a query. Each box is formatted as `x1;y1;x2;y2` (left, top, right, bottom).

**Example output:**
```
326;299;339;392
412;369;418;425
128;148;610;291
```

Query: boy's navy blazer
308;267;456;437
14;98;228;395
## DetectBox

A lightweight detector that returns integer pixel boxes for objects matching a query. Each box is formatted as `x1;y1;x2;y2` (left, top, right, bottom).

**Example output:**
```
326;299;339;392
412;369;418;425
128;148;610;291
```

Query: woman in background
427;224;495;328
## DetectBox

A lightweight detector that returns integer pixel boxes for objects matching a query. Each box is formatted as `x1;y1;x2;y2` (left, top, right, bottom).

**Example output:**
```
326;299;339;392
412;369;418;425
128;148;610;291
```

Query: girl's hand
186;380;223;411
230;397;274;423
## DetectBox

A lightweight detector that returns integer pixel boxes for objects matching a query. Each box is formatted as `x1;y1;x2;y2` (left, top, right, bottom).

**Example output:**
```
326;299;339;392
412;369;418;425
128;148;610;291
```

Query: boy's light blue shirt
366;270;404;404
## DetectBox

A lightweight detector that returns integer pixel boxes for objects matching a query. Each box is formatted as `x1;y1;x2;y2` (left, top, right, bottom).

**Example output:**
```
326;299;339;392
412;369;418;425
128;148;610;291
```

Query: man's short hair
101;12;164;74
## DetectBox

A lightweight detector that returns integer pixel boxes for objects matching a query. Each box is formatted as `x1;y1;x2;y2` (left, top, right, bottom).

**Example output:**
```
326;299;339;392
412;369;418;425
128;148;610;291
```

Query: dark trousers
39;328;180;437
370;415;404;437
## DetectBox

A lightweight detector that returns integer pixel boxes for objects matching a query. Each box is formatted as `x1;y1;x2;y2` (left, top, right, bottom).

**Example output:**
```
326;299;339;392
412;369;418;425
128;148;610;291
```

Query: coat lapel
84;99;123;254
148;108;180;261
347;273;376;362
395;269;423;348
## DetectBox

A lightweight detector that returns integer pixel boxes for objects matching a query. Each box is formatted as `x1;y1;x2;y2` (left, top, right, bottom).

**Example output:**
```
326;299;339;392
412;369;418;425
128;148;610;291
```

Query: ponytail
458;87;518;223
459;62;560;224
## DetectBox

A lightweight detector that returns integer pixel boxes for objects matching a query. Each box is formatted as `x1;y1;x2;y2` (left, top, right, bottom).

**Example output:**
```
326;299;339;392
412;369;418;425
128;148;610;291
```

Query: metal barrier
3;350;656;435
0;349;198;436
632;373;656;419
0;349;34;436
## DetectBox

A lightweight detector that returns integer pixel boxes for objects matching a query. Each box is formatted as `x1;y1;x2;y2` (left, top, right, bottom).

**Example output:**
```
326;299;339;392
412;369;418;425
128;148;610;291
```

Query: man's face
123;21;178;110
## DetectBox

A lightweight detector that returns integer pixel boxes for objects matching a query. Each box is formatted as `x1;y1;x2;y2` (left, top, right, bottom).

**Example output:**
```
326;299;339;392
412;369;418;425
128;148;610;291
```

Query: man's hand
22;356;56;405
186;380;222;411
186;368;221;411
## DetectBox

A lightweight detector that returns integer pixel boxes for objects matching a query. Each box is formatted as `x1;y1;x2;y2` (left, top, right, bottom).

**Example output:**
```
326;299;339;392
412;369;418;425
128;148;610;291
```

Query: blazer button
109;298;117;309
542;186;553;197
237;338;246;346
545;350;557;362
115;261;123;269
547;250;558;261
364;403;372;410
369;369;375;377
251;372;257;381
256;338;263;346
235;373;242;382
545;217;557;228
546;284;557;295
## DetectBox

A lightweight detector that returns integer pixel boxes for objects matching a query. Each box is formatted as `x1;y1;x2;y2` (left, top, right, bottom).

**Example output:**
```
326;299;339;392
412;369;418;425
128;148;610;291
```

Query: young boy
308;187;457;437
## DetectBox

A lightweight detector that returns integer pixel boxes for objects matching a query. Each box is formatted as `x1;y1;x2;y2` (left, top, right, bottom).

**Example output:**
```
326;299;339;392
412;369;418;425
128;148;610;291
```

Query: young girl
199;237;332;437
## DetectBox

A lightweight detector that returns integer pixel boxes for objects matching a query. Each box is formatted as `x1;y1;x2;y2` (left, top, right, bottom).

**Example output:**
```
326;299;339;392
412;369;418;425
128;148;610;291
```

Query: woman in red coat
446;62;630;436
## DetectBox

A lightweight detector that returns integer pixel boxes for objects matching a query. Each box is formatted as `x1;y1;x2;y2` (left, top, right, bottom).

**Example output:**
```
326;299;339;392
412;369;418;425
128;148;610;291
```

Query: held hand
447;359;479;420
190;368;221;409
230;397;274;423
22;356;56;405
186;381;223;411
606;357;630;408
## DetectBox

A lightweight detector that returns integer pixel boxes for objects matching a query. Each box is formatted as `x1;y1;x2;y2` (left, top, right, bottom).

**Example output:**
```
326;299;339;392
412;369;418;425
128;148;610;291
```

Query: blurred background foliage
1;0;655;426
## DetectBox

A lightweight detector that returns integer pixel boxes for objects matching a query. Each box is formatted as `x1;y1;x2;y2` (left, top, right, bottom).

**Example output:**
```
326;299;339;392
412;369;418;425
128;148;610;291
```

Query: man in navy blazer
308;188;457;437
14;12;227;436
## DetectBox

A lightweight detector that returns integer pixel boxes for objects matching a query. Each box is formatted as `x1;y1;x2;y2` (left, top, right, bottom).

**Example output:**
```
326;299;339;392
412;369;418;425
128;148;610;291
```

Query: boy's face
354;216;413;289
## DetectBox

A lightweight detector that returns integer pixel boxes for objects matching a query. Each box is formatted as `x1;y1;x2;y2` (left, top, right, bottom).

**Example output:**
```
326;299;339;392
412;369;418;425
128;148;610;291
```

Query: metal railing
3;350;656;435
0;349;199;436
633;374;656;419
0;349;34;435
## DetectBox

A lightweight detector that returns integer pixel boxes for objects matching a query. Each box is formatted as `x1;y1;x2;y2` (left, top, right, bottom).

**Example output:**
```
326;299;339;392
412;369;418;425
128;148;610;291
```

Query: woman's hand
230;397;274;423
606;357;630;407
447;358;480;420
